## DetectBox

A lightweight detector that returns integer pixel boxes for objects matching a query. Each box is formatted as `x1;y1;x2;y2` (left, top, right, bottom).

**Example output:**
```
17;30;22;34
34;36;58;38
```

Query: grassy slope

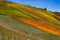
15;17;60;36
0;25;35;40
0;2;60;40
6;2;60;29
5;2;60;34
0;15;60;40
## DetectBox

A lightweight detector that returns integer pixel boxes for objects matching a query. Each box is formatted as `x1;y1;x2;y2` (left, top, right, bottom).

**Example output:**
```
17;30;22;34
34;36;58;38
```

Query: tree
44;8;47;11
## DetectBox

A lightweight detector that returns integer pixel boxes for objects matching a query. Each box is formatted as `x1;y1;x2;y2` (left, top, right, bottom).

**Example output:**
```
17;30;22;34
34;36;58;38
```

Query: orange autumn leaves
15;17;60;36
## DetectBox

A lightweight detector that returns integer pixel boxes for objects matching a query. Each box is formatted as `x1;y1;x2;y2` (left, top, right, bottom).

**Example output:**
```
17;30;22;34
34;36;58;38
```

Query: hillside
0;2;60;40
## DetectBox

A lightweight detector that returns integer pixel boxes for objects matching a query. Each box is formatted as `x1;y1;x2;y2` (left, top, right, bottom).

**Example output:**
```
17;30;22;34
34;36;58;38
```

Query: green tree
44;8;47;11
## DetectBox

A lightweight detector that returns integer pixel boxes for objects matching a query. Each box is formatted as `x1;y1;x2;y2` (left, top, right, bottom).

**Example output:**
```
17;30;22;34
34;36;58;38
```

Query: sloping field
0;2;60;40
0;15;60;40
6;2;60;29
15;17;60;36
0;25;36;40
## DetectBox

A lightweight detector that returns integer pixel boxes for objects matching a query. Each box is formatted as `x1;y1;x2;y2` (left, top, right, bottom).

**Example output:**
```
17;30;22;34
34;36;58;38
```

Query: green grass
0;5;37;19
0;26;36;40
0;15;60;40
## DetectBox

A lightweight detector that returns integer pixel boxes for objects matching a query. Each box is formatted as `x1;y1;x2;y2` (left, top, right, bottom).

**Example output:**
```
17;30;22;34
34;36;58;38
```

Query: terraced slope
0;2;60;40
